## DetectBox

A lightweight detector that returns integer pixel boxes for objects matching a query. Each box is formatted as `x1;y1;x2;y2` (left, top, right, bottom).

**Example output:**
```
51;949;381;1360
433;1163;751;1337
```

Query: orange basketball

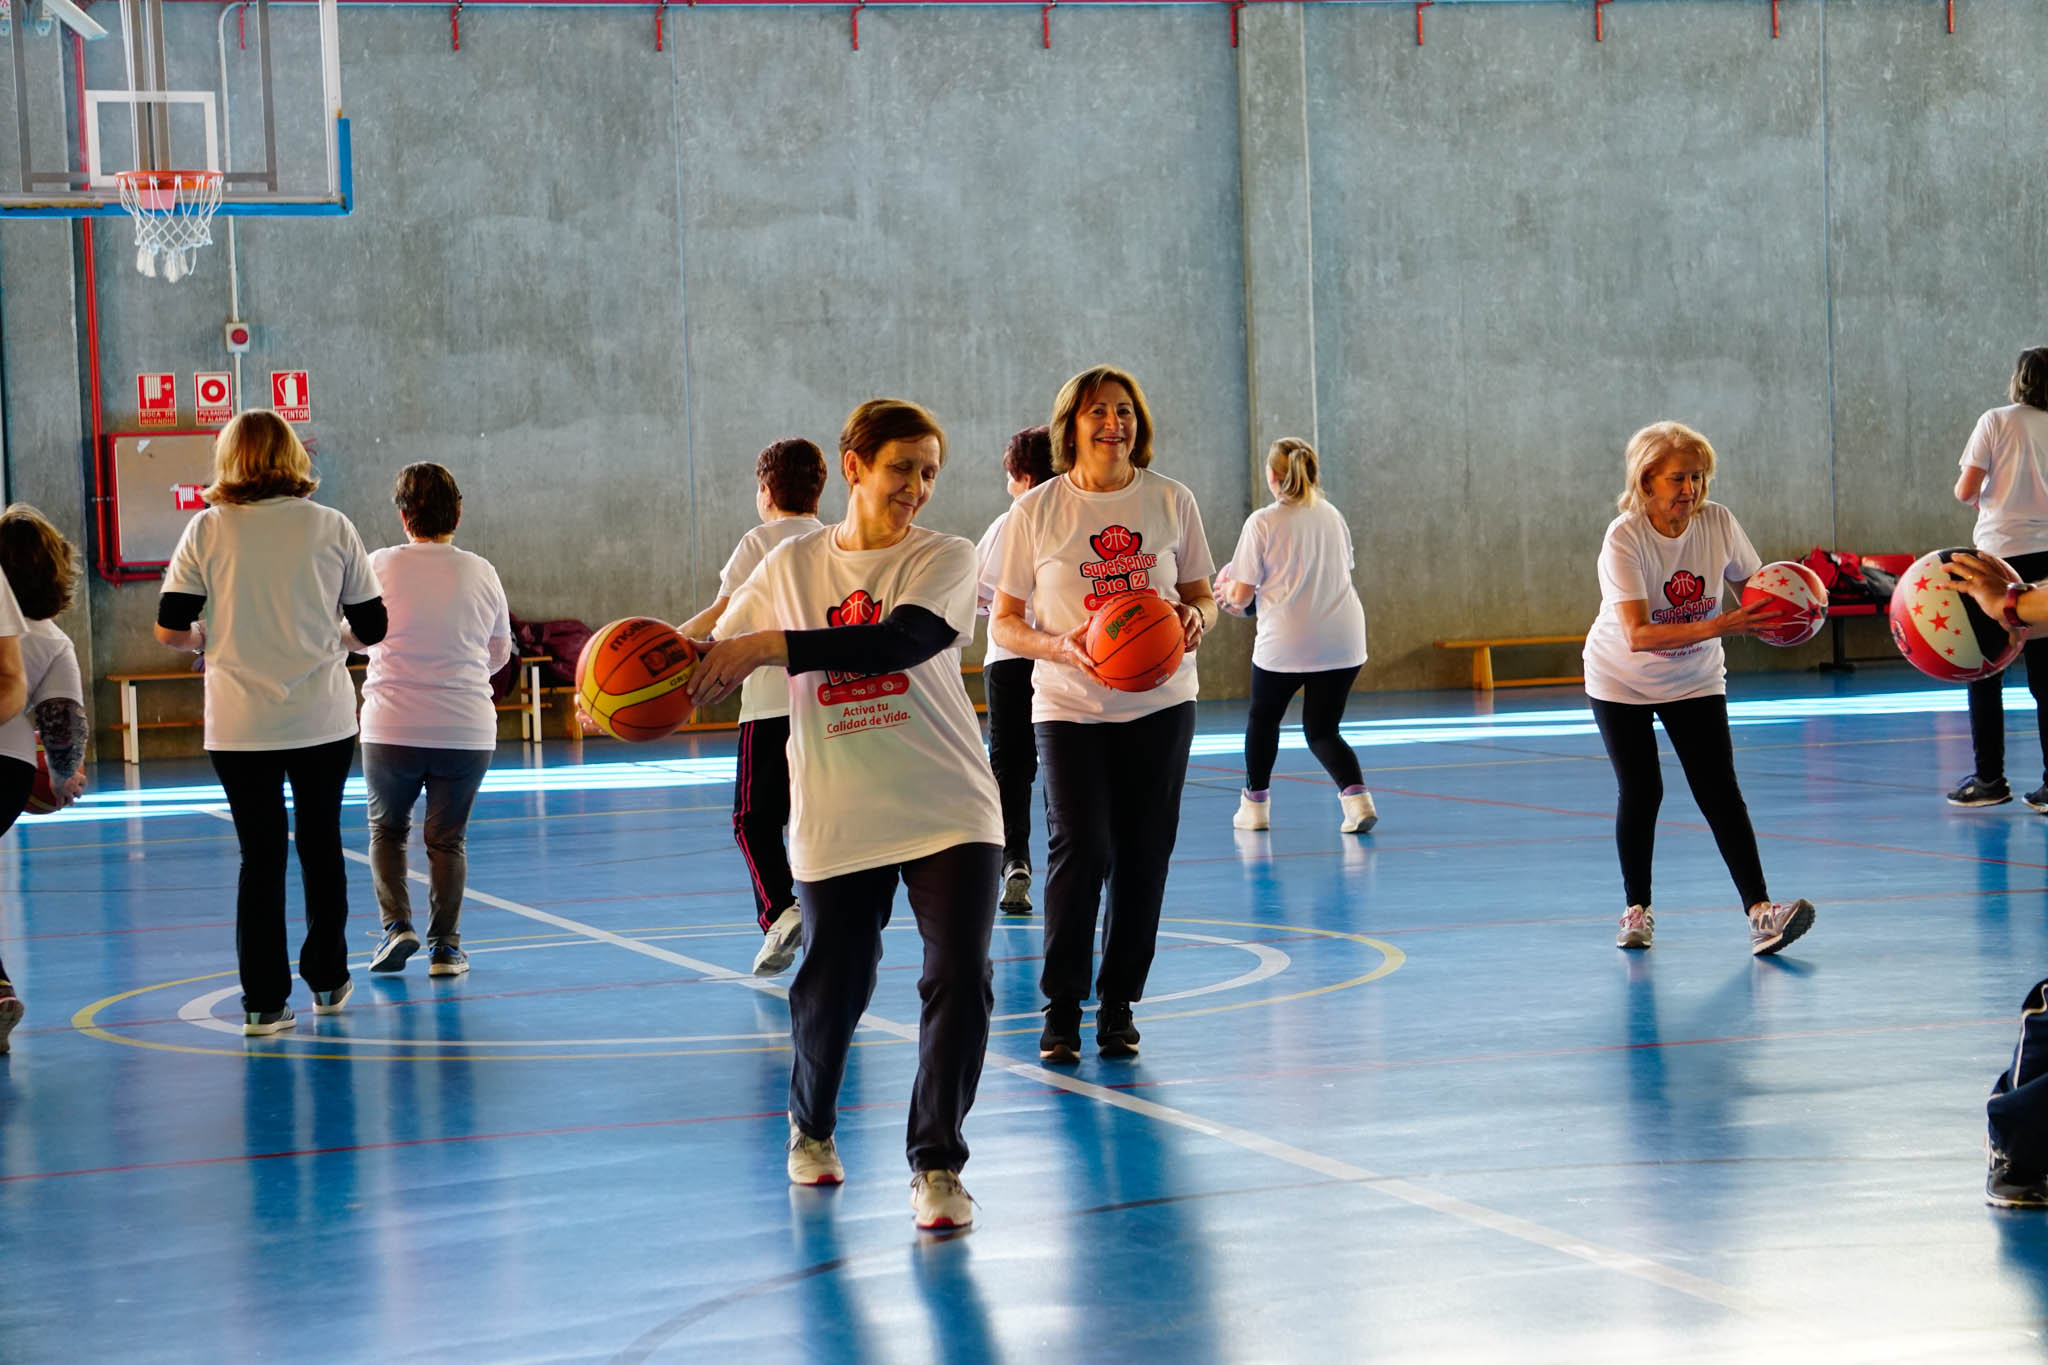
22;750;58;815
1086;593;1184;693
575;617;699;742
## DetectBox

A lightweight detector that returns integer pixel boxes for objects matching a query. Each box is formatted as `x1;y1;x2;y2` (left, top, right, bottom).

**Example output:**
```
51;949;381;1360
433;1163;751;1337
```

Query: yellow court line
71;918;1401;1063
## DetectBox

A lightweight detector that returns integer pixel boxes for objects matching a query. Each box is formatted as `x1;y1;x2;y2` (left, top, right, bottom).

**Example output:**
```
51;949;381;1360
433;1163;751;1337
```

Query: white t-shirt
1224;496;1369;674
1962;404;2048;558
974;508;1037;666
993;468;1216;724
719;516;824;724
162;498;381;751
358;542;512;751
717;524;1002;882
0;619;82;769
1582;503;1761;706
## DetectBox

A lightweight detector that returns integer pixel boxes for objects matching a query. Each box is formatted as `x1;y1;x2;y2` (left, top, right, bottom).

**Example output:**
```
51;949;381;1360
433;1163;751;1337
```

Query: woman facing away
1218;437;1376;836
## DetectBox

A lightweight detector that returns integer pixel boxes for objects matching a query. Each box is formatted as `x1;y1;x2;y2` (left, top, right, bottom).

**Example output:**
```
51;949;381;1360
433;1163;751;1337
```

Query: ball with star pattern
1888;548;2022;682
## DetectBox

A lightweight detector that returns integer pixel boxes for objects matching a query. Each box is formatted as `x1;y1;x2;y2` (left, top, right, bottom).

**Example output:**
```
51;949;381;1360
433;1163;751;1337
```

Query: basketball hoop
114;170;223;283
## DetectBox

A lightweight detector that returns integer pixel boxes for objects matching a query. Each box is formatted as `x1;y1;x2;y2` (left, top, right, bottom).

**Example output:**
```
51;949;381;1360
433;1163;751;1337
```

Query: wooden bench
107;656;559;764
1433;635;1585;691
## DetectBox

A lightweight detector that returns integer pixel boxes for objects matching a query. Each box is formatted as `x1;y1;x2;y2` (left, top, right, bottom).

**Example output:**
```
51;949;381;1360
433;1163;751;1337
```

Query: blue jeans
362;744;493;945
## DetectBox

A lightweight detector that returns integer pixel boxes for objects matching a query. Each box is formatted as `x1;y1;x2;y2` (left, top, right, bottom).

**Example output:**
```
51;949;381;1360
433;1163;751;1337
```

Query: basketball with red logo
1085;593;1183;693
575;617;700;741
23;750;59;815
1739;560;1829;647
1889;548;2022;683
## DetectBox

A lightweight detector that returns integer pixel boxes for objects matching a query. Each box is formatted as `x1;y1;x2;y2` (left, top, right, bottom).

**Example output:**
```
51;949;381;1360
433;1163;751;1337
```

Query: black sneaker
1988;1152;2048;1208
1038;1000;1081;1063
2027;785;2048;814
1947;775;2012;808
1000;862;1032;915
1097;1000;1140;1059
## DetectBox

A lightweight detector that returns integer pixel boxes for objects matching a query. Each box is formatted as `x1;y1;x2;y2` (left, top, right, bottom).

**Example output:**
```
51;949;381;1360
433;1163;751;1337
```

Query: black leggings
1243;663;1364;792
1589;694;1767;911
982;657;1038;868
0;756;32;984
1036;701;1196;1005
789;841;999;1172
1969;548;2048;785
209;736;357;1012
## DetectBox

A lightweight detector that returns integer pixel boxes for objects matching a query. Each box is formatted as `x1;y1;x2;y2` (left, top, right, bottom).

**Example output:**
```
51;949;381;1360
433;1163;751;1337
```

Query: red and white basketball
1889;548;2023;683
1740;561;1829;647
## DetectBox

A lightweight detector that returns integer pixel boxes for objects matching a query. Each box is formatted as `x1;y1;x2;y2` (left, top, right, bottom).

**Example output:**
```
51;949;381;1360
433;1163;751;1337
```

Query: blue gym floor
6;670;2048;1362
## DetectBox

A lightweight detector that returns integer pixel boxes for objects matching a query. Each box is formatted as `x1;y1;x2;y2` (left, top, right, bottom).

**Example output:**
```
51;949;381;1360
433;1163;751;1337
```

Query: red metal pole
655;0;666;48
1415;0;1430;45
1594;0;1611;42
850;0;862;48
1041;0;1051;48
1771;0;1779;38
451;0;463;49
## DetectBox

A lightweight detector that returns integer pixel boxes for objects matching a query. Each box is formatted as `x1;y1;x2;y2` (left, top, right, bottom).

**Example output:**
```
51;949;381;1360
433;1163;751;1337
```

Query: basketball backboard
0;0;350;220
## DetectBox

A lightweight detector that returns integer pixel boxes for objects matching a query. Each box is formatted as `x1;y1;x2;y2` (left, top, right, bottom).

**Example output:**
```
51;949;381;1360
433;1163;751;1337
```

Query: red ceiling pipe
1040;0;1051;47
655;0;667;47
452;0;463;48
850;0;863;48
1415;0;1430;44
1227;0;1242;46
1593;0;1610;41
1771;0;1778;37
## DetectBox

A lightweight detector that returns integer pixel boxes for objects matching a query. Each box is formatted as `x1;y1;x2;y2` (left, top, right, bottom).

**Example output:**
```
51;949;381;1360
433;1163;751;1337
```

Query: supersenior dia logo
1081;525;1160;611
817;589;910;706
1651;570;1712;625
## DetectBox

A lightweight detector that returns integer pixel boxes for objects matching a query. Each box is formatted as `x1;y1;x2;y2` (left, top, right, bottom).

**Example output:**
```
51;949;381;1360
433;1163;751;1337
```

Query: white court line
199;809;1791;1321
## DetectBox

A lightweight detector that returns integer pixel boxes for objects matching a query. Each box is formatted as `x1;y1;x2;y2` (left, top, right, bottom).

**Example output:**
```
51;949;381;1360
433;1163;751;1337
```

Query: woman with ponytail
1217;437;1375;834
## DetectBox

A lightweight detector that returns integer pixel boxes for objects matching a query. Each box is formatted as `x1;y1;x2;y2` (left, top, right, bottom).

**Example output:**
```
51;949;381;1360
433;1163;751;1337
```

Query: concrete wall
0;0;2041;753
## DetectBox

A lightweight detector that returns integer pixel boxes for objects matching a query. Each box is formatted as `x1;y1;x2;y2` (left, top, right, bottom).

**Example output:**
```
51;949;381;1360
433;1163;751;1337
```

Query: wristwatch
2003;581;2029;631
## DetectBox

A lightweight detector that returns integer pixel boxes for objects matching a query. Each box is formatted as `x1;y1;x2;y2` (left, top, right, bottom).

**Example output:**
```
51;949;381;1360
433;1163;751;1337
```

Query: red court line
1;918;236;943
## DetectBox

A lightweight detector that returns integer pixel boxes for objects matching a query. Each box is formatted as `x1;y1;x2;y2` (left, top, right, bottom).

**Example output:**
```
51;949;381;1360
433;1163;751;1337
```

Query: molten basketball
22;750;58;815
1740;560;1829;647
1086;593;1184;693
576;617;699;742
1889;548;2023;683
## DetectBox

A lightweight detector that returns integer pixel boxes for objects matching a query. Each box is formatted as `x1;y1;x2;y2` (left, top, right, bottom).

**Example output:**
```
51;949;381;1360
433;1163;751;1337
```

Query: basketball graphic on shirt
1080;524;1160;611
816;589;909;706
1663;571;1704;609
576;617;699;742
1889;548;2023;683
1739;561;1829;647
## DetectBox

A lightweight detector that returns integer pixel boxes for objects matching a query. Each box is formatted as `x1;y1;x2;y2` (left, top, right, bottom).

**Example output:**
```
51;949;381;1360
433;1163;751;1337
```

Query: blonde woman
1580;421;1812;956
1218;438;1374;834
156;410;383;1035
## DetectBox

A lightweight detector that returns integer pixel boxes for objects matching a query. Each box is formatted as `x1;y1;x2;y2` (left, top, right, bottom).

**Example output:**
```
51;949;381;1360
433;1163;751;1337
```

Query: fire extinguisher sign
270;371;311;422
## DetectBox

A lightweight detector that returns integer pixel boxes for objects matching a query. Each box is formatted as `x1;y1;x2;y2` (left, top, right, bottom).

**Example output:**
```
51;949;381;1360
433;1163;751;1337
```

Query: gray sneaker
999;862;1032;915
1748;899;1815;957
753;906;803;976
1988;1152;2048;1208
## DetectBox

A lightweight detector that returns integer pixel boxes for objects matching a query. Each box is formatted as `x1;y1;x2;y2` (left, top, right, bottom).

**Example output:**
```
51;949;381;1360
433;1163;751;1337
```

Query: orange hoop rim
113;170;223;192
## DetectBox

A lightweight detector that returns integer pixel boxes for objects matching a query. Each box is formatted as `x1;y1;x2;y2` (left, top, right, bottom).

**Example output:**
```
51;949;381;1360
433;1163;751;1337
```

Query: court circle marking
72;918;1403;1062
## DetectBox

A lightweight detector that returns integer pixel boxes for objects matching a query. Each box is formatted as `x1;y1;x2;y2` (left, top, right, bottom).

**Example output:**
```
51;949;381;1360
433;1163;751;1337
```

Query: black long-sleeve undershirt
156;592;388;646
783;605;955;677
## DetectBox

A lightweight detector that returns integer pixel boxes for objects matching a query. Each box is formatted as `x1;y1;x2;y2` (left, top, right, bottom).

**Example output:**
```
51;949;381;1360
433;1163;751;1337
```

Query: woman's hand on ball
687;633;783;707
1717;599;1777;638
1174;601;1207;653
1945;551;2026;620
1057;624;1114;688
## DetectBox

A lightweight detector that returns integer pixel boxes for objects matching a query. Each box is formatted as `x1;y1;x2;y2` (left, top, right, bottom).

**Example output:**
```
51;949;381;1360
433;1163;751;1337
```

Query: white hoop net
115;171;223;283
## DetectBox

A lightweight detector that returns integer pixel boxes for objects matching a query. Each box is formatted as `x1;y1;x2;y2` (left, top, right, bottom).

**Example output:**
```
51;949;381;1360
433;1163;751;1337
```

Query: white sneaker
1616;905;1653;949
910;1169;974;1230
1748;898;1815;957
786;1117;844;1186
753;906;803;977
1339;790;1378;834
1232;791;1270;831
